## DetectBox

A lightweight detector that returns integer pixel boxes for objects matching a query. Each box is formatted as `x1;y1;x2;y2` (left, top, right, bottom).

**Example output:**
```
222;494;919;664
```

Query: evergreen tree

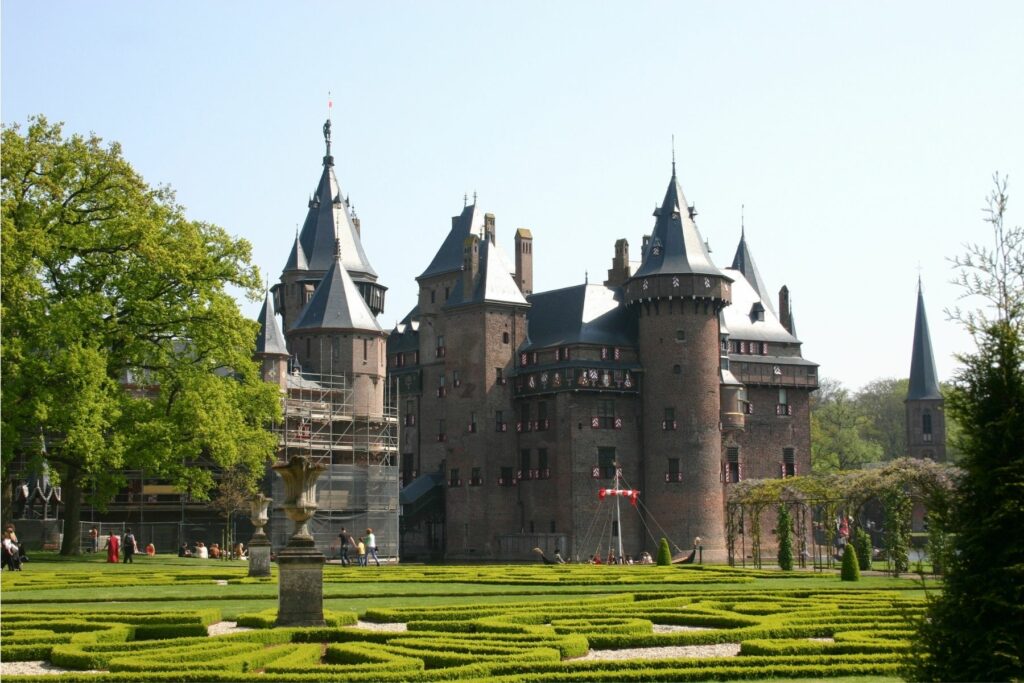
840;543;860;581
656;537;672;566
776;504;793;571
911;175;1024;681
855;527;872;571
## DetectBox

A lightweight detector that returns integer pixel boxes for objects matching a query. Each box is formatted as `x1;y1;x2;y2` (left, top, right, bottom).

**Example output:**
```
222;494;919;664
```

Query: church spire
907;280;942;400
255;290;289;357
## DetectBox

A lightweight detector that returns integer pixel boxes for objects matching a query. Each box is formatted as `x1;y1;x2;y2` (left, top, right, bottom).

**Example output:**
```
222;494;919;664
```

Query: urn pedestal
247;493;272;578
272;455;327;627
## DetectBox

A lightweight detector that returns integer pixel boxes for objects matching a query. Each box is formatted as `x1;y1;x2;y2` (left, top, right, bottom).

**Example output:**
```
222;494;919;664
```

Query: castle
257;122;818;562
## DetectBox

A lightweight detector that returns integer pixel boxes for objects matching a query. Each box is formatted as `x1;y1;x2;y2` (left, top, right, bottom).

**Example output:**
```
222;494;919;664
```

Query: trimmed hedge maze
0;563;921;681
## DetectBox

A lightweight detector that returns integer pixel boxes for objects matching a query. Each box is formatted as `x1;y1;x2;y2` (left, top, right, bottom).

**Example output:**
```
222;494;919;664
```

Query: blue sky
3;1;1022;390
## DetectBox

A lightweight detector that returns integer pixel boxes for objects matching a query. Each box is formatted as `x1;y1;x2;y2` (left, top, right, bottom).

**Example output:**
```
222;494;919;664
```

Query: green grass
0;554;926;681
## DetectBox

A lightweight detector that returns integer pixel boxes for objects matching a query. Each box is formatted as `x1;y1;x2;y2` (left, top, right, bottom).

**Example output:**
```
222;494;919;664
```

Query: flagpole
614;464;624;563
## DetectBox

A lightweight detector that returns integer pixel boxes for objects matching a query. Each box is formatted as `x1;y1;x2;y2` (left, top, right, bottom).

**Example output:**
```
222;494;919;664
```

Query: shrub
777;504;794;571
841;544;860;582
855;528;872;571
656;538;671;566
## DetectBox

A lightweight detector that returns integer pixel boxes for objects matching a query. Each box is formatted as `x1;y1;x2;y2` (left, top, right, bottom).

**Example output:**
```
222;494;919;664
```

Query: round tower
626;166;732;562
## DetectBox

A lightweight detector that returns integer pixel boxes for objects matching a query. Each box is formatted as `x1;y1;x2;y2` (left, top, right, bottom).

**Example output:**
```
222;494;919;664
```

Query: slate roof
419;203;486;280
283;231;308;272
632;167;724;279
523;284;635;349
291;250;383;333
446;237;528;308
721;268;800;344
730;229;777;316
295;136;378;280
907;282;942;400
255;290;289;356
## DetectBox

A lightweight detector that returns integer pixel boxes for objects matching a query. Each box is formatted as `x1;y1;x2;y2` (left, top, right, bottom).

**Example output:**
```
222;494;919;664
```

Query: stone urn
246;492;272;578
273;455;326;547
271;455;327;627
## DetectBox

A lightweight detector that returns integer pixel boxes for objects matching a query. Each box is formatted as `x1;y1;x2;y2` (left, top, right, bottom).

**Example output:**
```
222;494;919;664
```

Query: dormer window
749;302;765;322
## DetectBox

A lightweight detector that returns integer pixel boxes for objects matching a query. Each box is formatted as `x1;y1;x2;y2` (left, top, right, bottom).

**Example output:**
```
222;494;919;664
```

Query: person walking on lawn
365;528;380;566
122;529;138;563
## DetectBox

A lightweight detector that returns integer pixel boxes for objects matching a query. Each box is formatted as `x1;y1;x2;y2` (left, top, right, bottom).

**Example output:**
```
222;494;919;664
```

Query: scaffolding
270;368;400;561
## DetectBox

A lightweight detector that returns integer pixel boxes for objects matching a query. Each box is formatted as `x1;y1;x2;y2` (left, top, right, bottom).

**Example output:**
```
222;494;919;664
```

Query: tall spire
907;280;942;400
730;223;777;316
255;290;289;357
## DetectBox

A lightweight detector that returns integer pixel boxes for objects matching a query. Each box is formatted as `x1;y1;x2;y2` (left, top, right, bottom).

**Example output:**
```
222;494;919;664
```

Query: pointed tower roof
291;242;383;334
907;280;942;400
283;230;309;272
419;202;486;280
446;236;528;307
295;121;378;279
255;290;289;356
730;227;777;316
633;166;724;279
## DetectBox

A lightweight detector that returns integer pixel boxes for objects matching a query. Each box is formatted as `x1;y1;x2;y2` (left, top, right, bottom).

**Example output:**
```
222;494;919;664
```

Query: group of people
2;524;26;571
178;541;246;559
337;527;380;566
102;528;149;563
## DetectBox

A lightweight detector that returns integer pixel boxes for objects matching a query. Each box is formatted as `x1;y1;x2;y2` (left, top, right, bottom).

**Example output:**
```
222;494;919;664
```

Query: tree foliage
811;385;884;471
911;174;1024;682
776;504;793;571
656;537;672;566
840;543;860;581
1;117;281;553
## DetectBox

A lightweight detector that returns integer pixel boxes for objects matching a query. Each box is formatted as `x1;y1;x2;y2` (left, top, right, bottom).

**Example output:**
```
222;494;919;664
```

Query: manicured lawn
1;553;926;681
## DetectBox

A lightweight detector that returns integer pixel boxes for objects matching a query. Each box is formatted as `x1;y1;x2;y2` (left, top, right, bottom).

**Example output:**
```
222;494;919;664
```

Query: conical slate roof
633;166;724;279
730;228;777;316
907;281;942;400
446;236;528;308
419;203;485;280
295;126;378;280
291;248;383;333
283;230;308;272
255;290;289;356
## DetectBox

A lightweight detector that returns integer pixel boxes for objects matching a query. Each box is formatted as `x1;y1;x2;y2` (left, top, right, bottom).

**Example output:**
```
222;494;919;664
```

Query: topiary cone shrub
840;543;860;581
777;504;794;571
656;538;672;566
855;528;872;571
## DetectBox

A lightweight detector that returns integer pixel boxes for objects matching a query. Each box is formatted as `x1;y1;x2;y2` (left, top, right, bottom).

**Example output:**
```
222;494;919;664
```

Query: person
554;549;565;564
232;542;245;559
122;528;138;563
365;528;380;566
2;530;22;571
178;543;192;557
89;527;99;553
607;551;615;565
592;554;602;565
145;542;156;556
197;541;209;559
338;527;354;566
105;532;120;563
356;538;366;566
210;543;221;559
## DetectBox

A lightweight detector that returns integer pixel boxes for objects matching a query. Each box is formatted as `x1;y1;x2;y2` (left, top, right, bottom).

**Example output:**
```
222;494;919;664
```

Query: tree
912;174;1024;681
656;537;671;566
207;465;260;554
1;117;281;554
776;504;793;571
855;377;909;459
840;543;860;581
811;383;884;471
855;527;872;571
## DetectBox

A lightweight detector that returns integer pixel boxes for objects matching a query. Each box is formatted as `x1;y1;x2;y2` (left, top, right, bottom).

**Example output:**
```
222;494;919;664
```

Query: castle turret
625;163;732;562
905;280;946;461
255;289;290;391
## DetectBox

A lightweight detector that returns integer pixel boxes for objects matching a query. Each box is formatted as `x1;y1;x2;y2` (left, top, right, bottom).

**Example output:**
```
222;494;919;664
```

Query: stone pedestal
272;456;327;627
248;493;272;578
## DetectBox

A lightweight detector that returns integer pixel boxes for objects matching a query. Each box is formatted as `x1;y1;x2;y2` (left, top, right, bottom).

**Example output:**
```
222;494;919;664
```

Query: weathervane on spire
323;91;333;157
741;204;745;237
671;134;676;176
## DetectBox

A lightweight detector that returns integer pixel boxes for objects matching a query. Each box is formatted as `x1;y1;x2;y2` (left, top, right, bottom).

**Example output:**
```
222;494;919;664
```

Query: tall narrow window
782;447;796;478
596;400;616;429
537;401;549;430
776;388;791;416
538;448;549;476
520;449;531;477
437;420;446;443
667;457;681;483
922;412;933;442
363;338;368;361
598;447;616;479
726;447;741;483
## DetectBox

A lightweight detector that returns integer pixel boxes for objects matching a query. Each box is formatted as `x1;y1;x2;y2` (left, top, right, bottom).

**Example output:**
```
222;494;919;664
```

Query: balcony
721;412;745;431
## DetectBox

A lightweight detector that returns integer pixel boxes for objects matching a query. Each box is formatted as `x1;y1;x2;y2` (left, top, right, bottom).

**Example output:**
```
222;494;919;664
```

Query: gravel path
354;620;408;632
652;624;712;633
573;643;741;661
207;620;253;636
0;661;102;676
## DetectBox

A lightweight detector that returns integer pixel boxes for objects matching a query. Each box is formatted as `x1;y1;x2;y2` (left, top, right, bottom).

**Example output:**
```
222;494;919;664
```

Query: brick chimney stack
779;285;792;334
605;238;631;287
514;228;533;296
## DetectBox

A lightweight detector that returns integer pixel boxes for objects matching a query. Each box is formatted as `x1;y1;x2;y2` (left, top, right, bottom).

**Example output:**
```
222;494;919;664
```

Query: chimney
779;285;792;333
514;228;533;296
604;238;631;287
642;234;651;254
484;213;496;244
352;215;361;236
462;235;480;299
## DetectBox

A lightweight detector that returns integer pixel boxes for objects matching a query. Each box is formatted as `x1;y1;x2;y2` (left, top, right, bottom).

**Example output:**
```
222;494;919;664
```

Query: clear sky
3;1;1021;391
